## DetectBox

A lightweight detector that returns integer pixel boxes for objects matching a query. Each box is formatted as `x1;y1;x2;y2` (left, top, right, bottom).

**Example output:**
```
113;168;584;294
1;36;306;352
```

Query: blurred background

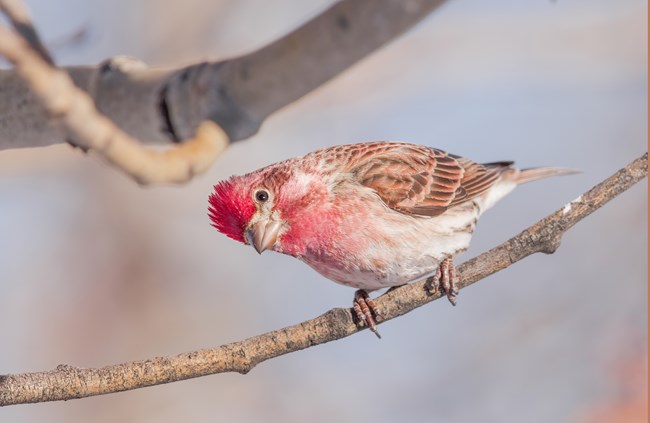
0;0;646;422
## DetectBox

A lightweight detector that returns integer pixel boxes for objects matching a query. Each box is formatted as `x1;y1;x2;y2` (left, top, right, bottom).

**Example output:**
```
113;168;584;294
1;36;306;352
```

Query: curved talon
353;290;382;339
426;258;459;306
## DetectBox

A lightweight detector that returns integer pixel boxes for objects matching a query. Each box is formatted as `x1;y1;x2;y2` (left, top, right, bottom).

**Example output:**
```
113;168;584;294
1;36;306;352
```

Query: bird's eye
254;189;269;203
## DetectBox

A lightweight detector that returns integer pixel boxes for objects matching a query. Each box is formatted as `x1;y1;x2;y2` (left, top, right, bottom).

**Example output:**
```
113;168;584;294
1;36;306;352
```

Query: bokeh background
0;0;647;422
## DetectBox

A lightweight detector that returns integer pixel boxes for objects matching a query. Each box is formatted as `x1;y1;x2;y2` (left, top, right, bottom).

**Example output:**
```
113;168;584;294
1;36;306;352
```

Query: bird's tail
512;167;580;185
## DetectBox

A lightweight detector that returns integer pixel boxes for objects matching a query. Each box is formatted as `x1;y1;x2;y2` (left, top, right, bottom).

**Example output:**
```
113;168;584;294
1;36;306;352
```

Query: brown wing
338;142;512;217
448;156;514;208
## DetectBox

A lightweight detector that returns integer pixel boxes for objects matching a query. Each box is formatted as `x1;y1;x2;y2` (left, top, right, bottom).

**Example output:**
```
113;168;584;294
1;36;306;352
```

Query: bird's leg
426;258;459;306
352;290;381;339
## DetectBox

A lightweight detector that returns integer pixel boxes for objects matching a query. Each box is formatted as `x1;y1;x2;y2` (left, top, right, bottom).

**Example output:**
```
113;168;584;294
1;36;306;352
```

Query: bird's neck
275;199;345;258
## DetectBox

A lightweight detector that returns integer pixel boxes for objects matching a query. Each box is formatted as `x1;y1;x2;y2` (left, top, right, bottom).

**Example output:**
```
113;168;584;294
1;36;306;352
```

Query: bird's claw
426;257;459;306
353;290;381;339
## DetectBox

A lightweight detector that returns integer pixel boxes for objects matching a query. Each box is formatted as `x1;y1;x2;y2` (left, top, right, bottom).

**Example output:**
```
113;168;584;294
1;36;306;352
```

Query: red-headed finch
208;142;575;337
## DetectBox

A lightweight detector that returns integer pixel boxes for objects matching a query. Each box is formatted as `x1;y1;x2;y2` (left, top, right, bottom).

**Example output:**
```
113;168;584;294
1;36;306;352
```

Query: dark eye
255;189;269;203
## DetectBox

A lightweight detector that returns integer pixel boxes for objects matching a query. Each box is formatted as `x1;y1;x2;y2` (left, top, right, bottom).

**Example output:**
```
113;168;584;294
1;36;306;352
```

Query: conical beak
247;220;283;254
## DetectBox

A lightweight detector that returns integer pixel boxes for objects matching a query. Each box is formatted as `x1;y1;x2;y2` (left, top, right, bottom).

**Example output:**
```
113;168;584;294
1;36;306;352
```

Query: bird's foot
426;257;459;306
352;290;381;339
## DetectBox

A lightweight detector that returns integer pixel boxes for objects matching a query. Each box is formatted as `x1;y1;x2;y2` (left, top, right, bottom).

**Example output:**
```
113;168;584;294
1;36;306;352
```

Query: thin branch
0;0;53;64
0;0;449;149
1;152;646;406
0;21;228;185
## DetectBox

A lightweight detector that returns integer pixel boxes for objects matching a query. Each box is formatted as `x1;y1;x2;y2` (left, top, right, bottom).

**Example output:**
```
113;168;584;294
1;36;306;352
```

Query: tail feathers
471;164;577;213
513;167;580;185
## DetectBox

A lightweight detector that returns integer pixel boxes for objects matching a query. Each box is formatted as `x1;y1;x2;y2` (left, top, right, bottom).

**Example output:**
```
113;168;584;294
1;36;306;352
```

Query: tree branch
1;152;646;406
0;0;53;64
0;0;449;150
0;16;229;185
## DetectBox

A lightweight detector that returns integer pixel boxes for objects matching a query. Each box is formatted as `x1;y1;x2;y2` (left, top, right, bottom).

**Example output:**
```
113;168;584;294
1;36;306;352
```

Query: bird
208;142;574;338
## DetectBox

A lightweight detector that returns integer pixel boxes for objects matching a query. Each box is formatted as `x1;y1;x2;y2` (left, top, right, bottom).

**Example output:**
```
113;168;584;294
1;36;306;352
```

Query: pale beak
247;220;283;254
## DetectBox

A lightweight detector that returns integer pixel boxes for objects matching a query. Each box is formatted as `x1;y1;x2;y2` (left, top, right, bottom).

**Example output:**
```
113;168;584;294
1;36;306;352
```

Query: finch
208;142;574;337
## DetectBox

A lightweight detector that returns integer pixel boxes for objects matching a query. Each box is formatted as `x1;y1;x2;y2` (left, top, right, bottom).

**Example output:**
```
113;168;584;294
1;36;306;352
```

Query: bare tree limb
0;20;228;184
1;152;645;406
0;0;449;150
0;0;53;64
0;0;449;184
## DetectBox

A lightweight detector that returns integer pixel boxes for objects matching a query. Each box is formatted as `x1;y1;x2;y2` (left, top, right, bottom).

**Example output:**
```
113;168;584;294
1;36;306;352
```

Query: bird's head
208;165;329;255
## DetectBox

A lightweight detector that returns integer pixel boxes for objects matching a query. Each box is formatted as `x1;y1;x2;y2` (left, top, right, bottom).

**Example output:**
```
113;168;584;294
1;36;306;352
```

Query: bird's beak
247;220;283;254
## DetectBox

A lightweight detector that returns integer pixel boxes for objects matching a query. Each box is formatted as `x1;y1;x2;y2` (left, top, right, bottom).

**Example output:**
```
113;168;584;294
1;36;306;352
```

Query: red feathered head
208;176;256;243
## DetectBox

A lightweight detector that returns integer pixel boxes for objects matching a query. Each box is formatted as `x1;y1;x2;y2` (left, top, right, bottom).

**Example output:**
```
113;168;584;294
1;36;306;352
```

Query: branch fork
0;2;228;185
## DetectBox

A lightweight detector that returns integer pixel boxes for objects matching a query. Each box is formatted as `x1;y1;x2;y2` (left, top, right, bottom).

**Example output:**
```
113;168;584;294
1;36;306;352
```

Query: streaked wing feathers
448;156;513;208
340;143;512;217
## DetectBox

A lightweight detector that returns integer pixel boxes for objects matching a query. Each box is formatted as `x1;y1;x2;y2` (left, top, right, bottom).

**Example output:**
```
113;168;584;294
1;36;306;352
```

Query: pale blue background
0;1;647;422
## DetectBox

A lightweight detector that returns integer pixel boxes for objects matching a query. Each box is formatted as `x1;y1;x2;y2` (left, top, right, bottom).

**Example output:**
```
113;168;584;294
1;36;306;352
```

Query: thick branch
1;152;646;406
0;0;448;149
0;21;229;185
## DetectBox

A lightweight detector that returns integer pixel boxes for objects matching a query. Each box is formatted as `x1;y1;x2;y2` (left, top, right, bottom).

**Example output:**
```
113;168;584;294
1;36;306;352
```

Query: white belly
301;200;480;291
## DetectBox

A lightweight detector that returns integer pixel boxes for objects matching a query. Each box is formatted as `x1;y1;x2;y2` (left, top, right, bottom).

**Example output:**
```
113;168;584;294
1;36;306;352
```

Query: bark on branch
1;152;646;406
